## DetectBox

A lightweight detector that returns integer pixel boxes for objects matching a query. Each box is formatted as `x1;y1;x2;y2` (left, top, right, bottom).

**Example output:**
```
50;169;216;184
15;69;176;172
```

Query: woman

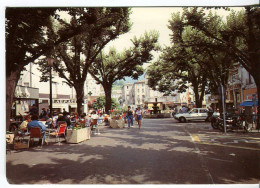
136;107;143;129
19;115;31;132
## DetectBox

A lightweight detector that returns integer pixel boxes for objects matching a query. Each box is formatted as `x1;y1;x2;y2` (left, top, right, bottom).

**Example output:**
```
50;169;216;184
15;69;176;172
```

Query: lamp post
47;57;54;117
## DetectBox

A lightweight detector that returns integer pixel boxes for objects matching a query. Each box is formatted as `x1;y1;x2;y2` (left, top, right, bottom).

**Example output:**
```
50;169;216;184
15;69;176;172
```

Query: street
6;118;260;184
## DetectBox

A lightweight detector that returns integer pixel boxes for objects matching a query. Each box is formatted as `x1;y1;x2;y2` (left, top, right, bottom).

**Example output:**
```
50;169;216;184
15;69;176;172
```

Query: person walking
136;107;143;129
126;106;134;128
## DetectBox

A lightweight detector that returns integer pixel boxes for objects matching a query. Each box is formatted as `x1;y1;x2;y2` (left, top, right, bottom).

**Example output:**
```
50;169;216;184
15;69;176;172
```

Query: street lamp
47;57;54;117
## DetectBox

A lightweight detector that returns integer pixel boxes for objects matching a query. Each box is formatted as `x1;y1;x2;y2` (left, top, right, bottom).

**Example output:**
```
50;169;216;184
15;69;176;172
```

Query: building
133;81;146;107
121;83;134;107
209;63;258;113
13;63;104;117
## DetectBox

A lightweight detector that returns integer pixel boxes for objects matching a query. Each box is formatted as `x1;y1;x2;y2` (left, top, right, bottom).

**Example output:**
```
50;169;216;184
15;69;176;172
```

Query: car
174;108;209;123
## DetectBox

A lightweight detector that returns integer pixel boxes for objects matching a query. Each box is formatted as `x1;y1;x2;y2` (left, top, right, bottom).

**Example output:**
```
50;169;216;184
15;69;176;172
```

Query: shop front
12;86;39;118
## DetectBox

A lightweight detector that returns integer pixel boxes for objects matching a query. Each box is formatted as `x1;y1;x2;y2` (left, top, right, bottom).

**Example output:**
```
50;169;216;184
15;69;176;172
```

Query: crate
14;141;29;149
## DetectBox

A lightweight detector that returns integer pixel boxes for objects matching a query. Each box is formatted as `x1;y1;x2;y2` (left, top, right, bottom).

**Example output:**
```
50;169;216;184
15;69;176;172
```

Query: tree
92;96;106;110
88;31;159;113
93;96;119;111
38;8;132;115
6;8;97;129
183;7;260;126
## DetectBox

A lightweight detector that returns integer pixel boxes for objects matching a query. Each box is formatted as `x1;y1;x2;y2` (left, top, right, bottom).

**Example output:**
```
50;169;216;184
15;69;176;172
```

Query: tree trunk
104;84;112;114
254;79;260;129
198;82;206;108
192;82;203;108
6;70;21;131
75;83;84;115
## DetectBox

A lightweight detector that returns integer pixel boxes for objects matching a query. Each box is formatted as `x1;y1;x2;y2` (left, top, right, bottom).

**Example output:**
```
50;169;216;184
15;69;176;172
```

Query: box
14;141;29;149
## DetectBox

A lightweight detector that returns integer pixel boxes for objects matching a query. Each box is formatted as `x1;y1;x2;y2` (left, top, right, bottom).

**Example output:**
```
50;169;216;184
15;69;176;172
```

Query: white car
174;108;209;123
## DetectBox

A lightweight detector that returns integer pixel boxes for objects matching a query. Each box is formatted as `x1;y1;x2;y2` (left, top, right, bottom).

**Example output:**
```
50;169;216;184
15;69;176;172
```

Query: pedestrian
126;106;134;128
134;108;138;126
136;107;143;129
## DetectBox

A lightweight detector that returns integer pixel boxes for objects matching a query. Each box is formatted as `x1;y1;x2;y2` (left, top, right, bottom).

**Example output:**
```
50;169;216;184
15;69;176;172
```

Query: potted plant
66;121;91;143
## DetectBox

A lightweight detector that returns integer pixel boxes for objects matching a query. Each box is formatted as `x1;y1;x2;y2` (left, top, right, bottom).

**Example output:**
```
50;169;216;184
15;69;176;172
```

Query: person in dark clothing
40;108;48;120
126;106;134;128
56;114;71;128
29;104;38;116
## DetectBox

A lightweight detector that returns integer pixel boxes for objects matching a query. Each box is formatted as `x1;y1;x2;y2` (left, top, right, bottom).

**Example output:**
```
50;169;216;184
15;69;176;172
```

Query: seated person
27;114;47;145
56;114;71;128
19;115;31;132
98;113;104;124
45;117;55;129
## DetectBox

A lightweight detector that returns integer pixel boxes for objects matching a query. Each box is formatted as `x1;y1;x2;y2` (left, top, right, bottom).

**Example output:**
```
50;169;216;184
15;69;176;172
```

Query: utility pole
30;62;32;87
221;84;227;133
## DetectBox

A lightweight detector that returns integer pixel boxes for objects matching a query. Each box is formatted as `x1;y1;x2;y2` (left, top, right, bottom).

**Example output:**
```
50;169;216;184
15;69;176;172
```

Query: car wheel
179;117;186;123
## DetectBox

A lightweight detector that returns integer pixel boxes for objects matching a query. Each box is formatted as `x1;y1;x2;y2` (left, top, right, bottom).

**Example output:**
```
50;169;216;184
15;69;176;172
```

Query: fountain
150;98;161;114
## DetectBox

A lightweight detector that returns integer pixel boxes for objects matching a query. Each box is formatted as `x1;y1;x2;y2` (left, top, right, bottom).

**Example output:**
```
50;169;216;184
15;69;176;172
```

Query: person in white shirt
136;107;143;129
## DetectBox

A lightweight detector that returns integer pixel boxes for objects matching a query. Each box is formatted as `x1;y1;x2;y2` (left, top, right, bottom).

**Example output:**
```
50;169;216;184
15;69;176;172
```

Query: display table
66;127;91;143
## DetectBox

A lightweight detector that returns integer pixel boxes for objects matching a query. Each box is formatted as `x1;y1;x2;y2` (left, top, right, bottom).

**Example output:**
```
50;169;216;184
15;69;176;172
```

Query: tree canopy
38;8;132;115
88;31;159;113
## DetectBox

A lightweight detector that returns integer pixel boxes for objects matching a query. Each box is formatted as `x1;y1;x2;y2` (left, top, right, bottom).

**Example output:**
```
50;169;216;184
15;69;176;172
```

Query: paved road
6;118;260;184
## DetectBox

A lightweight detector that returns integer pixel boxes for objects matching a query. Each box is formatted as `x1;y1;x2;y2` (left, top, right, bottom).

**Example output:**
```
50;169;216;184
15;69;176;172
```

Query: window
24;82;29;87
138;89;140;93
42;100;48;103
200;109;207;113
191;109;198;113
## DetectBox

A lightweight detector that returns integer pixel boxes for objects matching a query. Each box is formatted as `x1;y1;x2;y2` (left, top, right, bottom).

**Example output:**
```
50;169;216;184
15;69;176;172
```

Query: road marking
192;134;200;142
198;141;260;151
185;129;214;184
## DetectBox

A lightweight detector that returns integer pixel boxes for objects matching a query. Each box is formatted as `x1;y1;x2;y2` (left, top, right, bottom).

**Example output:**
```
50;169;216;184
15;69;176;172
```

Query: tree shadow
6;118;260;184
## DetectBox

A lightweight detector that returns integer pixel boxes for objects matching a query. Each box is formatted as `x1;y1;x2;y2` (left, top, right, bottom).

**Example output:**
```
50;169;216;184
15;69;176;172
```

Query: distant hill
123;75;145;84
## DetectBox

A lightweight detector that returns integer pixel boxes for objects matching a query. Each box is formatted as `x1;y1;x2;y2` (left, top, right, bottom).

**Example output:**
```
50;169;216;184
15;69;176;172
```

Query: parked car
174;108;208;123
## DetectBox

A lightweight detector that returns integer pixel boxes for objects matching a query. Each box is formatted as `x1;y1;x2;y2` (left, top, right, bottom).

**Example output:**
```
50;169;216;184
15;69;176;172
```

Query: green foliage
93;96;106;110
93;96;119;110
88;31;159;112
36;8;132;115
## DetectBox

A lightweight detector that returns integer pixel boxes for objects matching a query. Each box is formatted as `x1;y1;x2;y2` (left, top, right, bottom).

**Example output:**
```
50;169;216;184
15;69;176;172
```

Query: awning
239;101;258;107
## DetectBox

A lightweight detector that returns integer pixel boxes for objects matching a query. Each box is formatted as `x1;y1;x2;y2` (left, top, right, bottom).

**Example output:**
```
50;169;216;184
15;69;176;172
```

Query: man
40;108;48;120
181;106;187;113
126;106;134;128
27;114;47;145
29;104;38;116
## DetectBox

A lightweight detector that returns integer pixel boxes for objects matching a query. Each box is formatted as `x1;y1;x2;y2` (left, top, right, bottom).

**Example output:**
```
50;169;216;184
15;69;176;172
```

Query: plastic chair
29;127;44;147
57;121;67;128
50;124;67;145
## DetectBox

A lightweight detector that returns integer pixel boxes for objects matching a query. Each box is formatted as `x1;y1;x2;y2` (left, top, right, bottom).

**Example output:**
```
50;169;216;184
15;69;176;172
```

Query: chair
29;127;44;147
50;123;67;145
57;121;67;128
